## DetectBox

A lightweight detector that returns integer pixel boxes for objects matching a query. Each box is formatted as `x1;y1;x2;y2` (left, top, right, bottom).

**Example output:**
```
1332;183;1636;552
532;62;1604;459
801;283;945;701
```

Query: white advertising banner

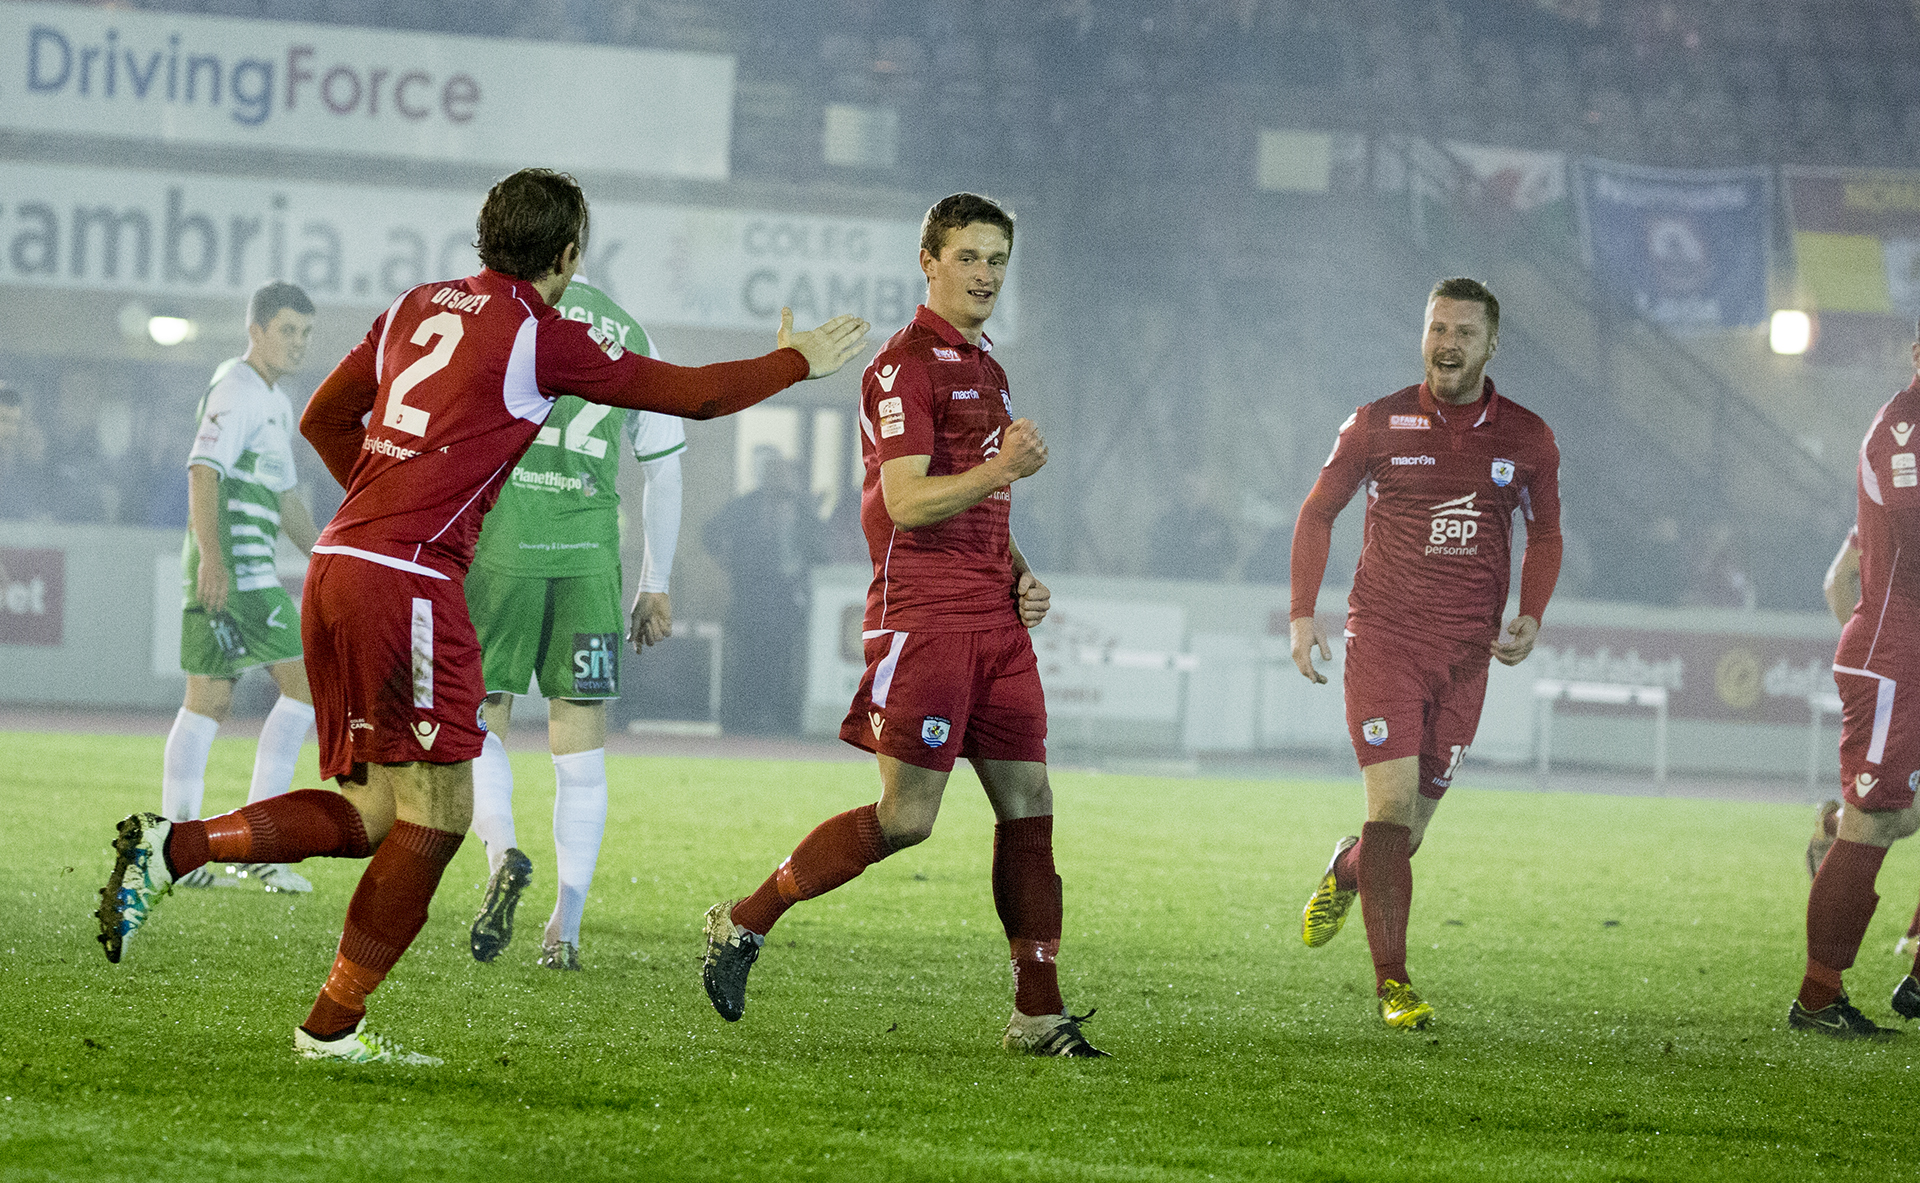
0;161;1019;337
0;1;733;179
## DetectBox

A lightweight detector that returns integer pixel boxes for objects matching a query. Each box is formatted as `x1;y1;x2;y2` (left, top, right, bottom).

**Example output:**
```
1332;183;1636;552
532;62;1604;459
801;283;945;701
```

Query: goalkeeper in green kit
465;275;687;970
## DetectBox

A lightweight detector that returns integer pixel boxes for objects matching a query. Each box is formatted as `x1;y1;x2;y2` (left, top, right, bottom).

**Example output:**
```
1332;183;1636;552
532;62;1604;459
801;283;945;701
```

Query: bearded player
95;168;869;1064
700;193;1105;1057
1291;278;1562;1031
465;277;687;971
1790;322;1920;1038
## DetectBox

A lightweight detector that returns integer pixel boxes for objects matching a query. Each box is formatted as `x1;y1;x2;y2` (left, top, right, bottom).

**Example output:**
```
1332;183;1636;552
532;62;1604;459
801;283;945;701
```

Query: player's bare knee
881;816;936;849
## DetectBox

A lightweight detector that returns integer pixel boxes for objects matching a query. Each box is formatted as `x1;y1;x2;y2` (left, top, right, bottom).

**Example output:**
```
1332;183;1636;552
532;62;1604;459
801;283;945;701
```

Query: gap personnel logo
1361;717;1389;746
572;632;618;694
1389;414;1431;430
921;716;951;747
412;720;439;750
1490;458;1515;487
931;347;960;362
1426;493;1482;554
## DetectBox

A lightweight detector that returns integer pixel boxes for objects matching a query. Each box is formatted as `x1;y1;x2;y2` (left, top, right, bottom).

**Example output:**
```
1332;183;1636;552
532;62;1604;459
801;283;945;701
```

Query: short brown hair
1428;277;1499;339
475;168;589;281
919;192;1014;258
248;281;313;328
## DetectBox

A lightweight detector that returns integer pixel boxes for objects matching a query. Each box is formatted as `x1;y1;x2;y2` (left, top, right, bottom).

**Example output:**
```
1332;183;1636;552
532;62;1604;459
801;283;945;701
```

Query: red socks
1800;838;1887;1012
166;789;371;875
303;820;464;1039
1333;829;1420;893
994;815;1064;1017
1357;820;1413;991
730;804;892;936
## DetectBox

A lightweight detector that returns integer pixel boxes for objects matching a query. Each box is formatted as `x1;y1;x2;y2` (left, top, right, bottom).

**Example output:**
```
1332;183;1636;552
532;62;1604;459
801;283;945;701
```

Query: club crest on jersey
1361;717;1389;746
932;347;961;362
921;716;952;747
1490;458;1515;487
1389;414;1431;430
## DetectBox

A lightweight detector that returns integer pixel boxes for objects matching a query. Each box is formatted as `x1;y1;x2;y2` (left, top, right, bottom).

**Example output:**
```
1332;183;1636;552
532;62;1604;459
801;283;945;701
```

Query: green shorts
467;564;624;700
179;585;304;679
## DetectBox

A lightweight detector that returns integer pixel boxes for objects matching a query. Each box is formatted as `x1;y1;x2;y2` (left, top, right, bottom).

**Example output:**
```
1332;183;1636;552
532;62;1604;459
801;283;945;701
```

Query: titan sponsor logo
24;24;480;129
1425;492;1481;555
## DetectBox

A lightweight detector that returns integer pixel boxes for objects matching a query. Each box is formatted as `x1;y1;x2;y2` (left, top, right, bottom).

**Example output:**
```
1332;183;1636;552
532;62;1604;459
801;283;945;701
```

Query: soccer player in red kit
1290;278;1562;1030
1791;324;1920;1038
95;169;869;1063
700;193;1104;1057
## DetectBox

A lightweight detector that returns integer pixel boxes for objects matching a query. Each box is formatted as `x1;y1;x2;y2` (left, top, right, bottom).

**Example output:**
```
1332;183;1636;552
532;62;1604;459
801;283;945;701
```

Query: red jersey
1837;378;1920;674
1291;378;1563;645
857;305;1017;632
302;268;807;579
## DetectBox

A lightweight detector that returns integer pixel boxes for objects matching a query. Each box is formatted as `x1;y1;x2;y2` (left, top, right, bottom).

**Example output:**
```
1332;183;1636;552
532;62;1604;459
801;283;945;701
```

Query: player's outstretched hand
780;308;870;379
997;418;1048;480
1290;615;1330;684
1491;614;1540;666
1016;571;1051;629
628;591;673;653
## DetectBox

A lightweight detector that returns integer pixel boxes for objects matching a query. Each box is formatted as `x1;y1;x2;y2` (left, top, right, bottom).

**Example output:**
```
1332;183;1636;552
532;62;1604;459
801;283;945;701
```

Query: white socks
546;747;608;947
247;696;315;804
161;708;220;822
470;731;517;876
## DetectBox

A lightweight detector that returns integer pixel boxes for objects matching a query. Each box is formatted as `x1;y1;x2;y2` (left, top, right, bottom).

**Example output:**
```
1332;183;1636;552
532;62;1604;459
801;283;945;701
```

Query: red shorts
1342;629;1488;799
839;623;1048;773
1836;662;1920;813
302;551;487;780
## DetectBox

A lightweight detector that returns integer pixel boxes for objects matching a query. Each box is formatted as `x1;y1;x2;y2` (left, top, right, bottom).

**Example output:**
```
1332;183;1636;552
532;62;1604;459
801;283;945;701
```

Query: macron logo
1895;422;1914;446
869;711;885;738
875;364;900;393
411;720;440;750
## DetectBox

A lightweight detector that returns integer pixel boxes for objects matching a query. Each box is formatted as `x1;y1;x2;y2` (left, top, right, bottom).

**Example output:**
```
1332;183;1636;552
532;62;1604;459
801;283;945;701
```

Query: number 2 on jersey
384;310;465;437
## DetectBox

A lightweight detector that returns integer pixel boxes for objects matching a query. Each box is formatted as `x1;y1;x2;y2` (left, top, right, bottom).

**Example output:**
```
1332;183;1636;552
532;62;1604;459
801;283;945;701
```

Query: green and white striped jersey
471;277;687;578
182;357;299;604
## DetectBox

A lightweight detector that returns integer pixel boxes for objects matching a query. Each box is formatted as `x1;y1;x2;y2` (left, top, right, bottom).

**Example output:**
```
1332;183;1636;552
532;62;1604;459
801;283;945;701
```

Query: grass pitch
1;731;1917;1182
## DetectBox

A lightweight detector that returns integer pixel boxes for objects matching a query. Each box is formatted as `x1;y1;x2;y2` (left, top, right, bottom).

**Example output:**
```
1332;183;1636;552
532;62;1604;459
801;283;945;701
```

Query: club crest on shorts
1361;717;1389;746
921;716;952;747
1490;459;1515;487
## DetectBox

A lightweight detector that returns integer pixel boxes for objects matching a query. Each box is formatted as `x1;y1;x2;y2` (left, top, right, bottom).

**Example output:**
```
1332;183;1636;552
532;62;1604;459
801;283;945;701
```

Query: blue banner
1575;159;1772;329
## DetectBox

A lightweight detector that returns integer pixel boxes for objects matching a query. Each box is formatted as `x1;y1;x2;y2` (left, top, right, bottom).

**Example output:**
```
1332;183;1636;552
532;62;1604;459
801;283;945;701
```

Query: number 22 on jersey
384;311;465;437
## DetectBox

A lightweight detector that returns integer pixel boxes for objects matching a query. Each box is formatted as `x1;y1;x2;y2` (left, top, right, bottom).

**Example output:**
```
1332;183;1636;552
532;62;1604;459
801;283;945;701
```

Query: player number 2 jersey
471;277;687;578
1839;378;1920;672
183;357;299;603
